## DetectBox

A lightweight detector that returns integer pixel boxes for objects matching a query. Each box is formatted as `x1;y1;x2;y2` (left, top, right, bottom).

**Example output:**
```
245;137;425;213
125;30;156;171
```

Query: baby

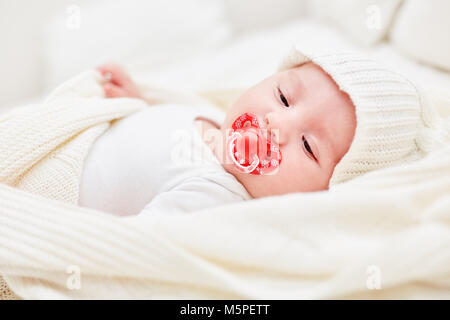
79;48;424;216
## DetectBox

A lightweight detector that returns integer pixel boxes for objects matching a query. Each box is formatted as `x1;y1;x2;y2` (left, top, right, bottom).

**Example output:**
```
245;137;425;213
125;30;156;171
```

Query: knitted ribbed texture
0;276;18;300
0;71;147;299
1;150;450;299
0;70;449;299
277;48;448;185
0;71;147;201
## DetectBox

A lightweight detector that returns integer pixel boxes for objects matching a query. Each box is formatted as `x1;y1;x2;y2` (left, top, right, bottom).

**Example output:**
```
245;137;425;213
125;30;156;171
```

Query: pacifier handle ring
228;132;260;173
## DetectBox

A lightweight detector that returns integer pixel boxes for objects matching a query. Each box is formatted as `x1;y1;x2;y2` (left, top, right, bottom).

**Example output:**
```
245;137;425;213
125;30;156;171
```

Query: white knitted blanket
0;70;449;299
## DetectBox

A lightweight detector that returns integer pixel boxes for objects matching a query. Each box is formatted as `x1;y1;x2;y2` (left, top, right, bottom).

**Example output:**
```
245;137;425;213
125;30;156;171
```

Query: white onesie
78;103;252;216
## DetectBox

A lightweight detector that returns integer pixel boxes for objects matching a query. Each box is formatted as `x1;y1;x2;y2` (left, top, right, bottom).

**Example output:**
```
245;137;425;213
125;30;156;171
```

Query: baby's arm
98;63;215;107
138;177;247;217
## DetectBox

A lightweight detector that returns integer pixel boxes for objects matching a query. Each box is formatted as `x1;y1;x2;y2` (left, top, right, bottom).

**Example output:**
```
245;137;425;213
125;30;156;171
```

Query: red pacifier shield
227;113;282;175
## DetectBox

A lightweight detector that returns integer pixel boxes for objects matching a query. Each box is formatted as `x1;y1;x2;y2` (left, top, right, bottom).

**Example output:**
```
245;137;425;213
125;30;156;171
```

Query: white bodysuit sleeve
138;177;248;216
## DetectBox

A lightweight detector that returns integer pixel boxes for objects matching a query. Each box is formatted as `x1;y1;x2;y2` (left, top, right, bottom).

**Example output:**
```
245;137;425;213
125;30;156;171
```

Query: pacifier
227;113;282;175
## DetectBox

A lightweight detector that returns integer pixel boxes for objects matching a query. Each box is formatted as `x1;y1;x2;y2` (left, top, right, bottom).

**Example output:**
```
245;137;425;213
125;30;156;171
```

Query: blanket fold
0;71;449;299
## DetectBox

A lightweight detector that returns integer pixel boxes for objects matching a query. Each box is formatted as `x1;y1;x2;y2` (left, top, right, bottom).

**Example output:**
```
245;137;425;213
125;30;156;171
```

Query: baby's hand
97;63;142;99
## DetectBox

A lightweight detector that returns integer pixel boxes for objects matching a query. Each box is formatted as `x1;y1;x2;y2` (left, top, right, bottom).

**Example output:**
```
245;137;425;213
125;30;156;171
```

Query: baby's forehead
283;61;315;73
275;63;320;85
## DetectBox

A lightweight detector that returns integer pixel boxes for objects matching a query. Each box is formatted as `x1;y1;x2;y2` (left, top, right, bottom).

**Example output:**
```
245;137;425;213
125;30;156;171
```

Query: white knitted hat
277;47;449;185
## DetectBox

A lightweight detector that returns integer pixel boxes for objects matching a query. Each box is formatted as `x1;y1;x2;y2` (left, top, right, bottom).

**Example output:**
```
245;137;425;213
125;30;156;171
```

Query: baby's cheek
282;158;324;192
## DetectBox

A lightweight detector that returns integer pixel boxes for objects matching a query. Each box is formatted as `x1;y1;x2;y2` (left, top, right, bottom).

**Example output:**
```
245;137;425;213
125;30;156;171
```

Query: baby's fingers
97;63;131;86
103;83;128;98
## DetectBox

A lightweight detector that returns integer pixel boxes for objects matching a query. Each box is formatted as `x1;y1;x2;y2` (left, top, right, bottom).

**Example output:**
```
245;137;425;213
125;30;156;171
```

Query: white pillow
389;0;450;72
223;0;307;33
306;0;402;46
42;0;231;91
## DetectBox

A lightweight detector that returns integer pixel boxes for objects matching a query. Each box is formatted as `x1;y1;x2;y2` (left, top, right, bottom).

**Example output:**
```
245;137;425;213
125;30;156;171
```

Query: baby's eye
278;88;289;107
302;136;316;159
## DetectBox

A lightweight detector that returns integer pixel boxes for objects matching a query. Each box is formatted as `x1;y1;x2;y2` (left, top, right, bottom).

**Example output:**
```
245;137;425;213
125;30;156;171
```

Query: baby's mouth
227;113;282;175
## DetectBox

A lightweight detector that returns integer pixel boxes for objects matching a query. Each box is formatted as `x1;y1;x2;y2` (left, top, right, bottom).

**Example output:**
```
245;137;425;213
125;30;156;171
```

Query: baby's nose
264;114;281;145
264;113;270;127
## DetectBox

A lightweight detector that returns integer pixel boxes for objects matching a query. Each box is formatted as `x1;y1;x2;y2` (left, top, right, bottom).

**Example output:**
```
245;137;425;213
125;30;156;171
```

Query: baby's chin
219;157;259;198
221;164;275;198
225;162;331;198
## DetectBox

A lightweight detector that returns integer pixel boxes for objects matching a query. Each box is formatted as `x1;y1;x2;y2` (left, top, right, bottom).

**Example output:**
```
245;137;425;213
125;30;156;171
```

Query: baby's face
220;62;356;198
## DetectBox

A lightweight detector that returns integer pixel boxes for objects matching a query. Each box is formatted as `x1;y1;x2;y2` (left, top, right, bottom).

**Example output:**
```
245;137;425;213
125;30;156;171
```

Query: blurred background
1;0;449;112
